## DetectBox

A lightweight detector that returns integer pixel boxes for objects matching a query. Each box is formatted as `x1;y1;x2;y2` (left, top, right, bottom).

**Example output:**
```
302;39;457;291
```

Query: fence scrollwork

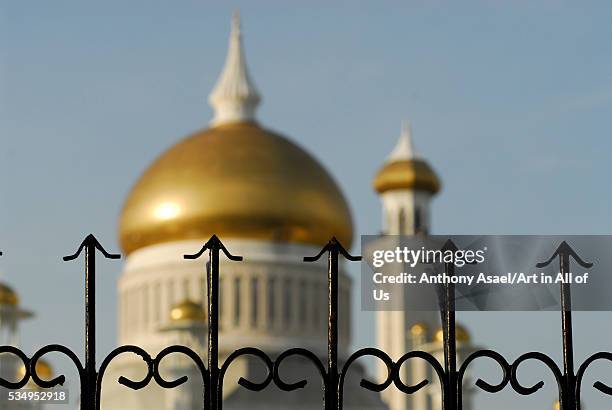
0;235;609;410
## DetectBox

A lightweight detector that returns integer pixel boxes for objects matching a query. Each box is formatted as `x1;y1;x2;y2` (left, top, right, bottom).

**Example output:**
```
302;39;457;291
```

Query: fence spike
305;238;361;410
537;241;592;410
185;235;242;410
63;234;120;410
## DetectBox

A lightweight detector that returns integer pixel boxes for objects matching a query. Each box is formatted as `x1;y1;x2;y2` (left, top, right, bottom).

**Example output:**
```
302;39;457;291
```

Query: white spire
388;121;417;161
209;10;261;125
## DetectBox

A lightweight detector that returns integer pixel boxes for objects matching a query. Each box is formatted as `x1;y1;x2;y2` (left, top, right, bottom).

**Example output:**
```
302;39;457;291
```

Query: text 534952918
7;390;69;404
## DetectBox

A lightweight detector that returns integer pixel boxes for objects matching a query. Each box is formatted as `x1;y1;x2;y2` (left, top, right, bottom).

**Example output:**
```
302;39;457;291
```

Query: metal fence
0;234;611;410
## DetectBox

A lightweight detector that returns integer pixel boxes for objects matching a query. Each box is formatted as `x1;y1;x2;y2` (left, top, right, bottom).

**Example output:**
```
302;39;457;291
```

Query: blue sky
1;1;612;409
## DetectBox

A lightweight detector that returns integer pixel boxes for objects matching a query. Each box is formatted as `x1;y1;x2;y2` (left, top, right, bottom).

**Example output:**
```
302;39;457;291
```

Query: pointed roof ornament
388;120;418;161
209;10;261;126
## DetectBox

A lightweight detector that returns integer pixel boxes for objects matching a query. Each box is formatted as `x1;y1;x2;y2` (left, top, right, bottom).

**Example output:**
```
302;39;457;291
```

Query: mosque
0;12;482;410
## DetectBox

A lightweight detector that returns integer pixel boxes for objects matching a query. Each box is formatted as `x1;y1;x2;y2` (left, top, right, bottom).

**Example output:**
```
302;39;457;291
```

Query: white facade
116;239;350;356
101;238;384;410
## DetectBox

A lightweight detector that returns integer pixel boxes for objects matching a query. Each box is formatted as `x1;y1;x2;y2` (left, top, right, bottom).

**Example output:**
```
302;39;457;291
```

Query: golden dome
0;283;18;306
434;324;471;343
170;299;207;322
119;122;353;254
553;401;560;410
410;322;428;337
17;359;53;381
373;159;441;194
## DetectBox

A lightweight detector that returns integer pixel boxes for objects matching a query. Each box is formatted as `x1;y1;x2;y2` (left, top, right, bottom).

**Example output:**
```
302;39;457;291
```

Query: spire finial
232;9;241;36
208;10;261;125
389;120;417;161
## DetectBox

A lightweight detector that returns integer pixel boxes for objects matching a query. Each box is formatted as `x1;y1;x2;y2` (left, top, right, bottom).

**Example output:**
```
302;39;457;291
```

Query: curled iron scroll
576;352;612;404
394;350;446;394
458;350;510;393
510;352;563;396
153;345;207;389
30;344;84;389
340;348;394;393
97;345;153;391
338;348;394;410
272;348;326;391
96;345;154;410
219;347;274;392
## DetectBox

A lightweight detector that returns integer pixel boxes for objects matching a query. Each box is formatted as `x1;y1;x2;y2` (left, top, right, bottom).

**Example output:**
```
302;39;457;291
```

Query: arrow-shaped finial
441;239;458;253
63;234;121;261
536;241;593;269
304;237;361;262
184;234;243;261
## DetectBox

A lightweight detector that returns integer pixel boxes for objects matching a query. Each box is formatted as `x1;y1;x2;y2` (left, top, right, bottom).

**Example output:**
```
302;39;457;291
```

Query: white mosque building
0;12;484;410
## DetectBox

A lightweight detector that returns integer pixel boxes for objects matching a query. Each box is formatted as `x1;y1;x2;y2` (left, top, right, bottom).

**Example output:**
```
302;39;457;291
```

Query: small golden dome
119;121;353;254
17;359;53;380
434;324;471;344
410;322;428;337
170;299;207;323
553;401;560;410
373;159;441;194
0;283;18;306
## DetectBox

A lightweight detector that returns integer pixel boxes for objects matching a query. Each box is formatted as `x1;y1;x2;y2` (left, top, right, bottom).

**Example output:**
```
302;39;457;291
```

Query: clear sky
1;1;612;409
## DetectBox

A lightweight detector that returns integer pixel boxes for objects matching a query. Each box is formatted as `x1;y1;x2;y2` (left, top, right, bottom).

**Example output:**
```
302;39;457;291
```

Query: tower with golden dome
372;123;477;410
0;281;55;410
103;12;383;410
0;282;26;403
0;282;32;344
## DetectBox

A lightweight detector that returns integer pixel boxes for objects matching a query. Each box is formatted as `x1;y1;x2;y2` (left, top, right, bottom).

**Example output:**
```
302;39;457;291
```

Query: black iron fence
0;234;611;410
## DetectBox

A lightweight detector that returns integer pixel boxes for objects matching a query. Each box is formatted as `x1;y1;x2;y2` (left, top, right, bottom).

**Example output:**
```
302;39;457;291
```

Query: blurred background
1;1;611;409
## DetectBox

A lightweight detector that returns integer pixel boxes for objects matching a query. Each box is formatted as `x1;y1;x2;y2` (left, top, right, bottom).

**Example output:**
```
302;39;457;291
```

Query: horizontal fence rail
0;234;611;410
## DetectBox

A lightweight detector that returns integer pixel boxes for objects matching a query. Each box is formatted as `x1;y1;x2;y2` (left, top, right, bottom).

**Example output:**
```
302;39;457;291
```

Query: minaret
0;281;33;409
373;123;478;410
208;10;261;126
372;122;441;410
373;121;440;235
0;281;32;347
159;299;207;410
